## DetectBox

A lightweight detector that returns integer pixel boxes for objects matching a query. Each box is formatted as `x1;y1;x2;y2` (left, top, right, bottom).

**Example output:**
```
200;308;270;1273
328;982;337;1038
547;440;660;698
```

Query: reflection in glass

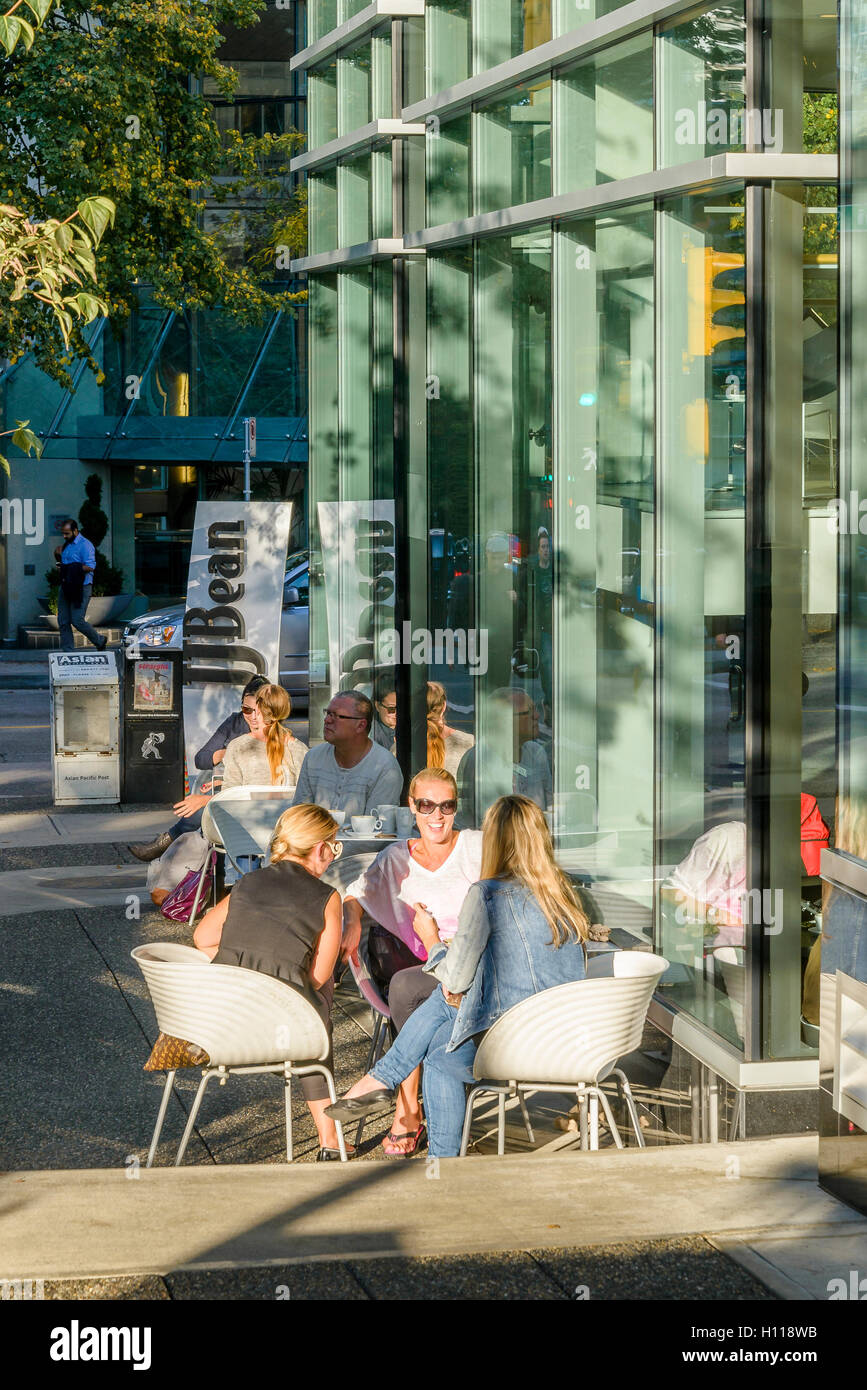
309;60;337;147
427;0;471;92
427;112;471;225
657;3;746;166
657;187;747;1050
555;32;653;190
474;80;551;214
309;166;337;253
338;152;371;246
475;0;551;70
339;39;371;136
554;210;654;928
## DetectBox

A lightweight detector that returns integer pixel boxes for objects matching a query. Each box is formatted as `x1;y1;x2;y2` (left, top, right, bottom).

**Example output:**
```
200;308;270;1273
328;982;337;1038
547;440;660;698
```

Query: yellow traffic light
686;246;745;358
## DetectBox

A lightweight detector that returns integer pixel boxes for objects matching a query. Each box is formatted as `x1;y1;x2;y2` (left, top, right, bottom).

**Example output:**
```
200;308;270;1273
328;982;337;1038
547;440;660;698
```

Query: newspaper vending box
49;651;120;805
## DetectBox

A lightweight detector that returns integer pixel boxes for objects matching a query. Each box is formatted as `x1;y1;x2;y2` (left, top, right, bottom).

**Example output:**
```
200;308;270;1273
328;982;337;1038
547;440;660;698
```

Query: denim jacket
423;877;587;1051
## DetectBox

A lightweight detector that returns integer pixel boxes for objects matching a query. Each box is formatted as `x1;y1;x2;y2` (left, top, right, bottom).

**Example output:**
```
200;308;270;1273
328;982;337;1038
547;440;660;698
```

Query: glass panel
553;0;635;38
474;79;552;214
309;60;338;147
372;27;393;120
427;249;475;791
309;0;337;43
308;274;339;731
657;187;747;1050
763;1;838;153
474;1;552;70
427;0;471;92
472;229;552;821
404;15;426;106
404;128;427;235
427;111;471;225
309;166;338;253
555;32;653;191
657;3;747;167
554;208;655;925
341;0;368;21
338;152;372;246
339;39;371;136
371;144;393;237
339;268;373;496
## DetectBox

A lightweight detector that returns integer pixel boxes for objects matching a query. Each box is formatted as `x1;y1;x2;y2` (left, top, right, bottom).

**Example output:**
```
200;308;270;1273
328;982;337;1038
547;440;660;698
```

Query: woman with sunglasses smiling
341;767;482;1156
327;795;589;1159
194;805;350;1160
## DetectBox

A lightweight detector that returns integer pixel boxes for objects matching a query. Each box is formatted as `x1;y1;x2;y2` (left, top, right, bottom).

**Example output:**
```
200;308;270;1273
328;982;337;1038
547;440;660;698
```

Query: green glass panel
309;166;338;253
475;1;552;70
474;79;552;214
309;60;338;147
338;152;372;246
427;1;471;91
339;39;372;137
657;187;747;1050
555;32;653;191
657;3;746;167
427;111;471;225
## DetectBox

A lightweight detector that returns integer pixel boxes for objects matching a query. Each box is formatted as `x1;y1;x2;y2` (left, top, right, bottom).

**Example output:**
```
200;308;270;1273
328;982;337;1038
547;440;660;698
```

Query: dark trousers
388;964;438;1033
57;589;102;651
168;808;204;842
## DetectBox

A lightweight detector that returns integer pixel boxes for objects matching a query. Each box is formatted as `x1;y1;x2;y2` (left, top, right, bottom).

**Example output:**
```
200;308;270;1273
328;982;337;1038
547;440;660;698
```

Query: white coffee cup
351;815;378;835
329;809;346;827
373;804;397;834
395;807;416;837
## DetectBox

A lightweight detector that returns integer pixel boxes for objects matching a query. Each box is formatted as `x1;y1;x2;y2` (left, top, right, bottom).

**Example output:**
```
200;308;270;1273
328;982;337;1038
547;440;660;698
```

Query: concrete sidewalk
3;1137;865;1300
0;808;167;849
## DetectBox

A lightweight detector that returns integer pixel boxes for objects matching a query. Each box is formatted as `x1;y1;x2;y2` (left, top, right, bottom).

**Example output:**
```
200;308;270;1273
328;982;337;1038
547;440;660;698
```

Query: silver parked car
122;551;310;710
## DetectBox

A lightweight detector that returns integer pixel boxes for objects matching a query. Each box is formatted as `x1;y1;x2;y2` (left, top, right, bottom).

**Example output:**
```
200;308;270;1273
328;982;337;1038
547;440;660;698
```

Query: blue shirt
61;534;96;586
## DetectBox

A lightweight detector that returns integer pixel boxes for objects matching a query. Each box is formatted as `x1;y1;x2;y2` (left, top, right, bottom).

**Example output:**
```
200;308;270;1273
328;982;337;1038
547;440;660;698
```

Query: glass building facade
295;0;853;1135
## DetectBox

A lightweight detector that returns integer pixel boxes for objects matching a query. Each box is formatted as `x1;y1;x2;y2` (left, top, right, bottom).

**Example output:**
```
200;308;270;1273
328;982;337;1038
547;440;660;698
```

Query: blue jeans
168;807;204;843
57;589;102;651
371;986;478;1157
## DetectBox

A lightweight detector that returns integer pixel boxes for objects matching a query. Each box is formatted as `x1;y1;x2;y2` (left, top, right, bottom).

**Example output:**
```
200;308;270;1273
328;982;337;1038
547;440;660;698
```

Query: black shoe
129;831;173;862
316;1147;352;1162
96;636;108;652
324;1086;396;1125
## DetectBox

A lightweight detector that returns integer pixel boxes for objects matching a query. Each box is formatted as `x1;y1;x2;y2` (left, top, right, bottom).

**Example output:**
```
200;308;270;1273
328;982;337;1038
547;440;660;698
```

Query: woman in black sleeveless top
194;804;347;1159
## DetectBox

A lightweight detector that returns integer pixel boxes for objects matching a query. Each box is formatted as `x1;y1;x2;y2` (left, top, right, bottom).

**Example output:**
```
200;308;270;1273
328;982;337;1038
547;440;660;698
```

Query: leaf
0;454;9;477
22;0;55;23
0;14;22;53
68;291;102;322
76;196;116;245
54;223;73;254
10;422;43;458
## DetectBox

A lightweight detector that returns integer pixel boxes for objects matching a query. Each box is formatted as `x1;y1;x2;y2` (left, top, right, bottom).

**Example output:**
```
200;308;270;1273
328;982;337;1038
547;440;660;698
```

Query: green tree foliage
0;0;304;387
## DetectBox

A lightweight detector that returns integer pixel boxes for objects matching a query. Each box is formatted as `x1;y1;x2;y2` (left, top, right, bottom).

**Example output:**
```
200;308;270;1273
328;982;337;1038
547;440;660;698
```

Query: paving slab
712;1226;867;1301
0;810;168;849
0;863;148;914
1;1137;862;1282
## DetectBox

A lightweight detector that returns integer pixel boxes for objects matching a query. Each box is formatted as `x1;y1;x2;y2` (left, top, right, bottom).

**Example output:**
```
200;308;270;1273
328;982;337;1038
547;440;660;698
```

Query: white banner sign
182;501;293;764
317;499;395;696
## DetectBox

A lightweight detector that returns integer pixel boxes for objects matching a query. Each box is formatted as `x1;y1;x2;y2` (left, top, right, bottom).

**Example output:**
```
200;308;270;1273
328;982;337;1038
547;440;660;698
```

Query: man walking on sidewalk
54;519;107;653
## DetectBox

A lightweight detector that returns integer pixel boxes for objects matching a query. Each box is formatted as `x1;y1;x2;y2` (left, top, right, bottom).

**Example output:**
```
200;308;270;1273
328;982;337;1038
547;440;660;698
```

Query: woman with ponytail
194;804;349;1160
425;681;474;777
220;683;307;791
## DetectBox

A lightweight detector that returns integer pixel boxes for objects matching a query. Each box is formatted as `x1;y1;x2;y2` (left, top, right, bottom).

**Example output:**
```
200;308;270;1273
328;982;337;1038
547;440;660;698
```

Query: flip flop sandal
382;1124;427;1158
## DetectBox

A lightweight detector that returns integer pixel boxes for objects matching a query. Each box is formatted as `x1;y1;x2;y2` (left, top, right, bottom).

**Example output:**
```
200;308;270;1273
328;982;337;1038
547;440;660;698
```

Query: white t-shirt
344;829;483;960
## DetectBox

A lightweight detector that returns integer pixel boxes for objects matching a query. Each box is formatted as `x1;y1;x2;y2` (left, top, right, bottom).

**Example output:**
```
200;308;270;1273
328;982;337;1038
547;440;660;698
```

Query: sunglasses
240;706;259;718
324;710;360;721
413;798;457;816
378;702;397;714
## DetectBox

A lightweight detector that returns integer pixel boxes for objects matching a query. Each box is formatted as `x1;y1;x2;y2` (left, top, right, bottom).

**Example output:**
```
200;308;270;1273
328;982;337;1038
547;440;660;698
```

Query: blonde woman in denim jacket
327;795;589;1156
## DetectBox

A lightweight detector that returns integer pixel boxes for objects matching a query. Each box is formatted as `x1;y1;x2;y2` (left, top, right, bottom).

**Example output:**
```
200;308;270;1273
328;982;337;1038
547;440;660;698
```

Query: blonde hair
270;804;338;863
409;765;457;802
426;681;447;769
254;683;292;784
480;795;589;948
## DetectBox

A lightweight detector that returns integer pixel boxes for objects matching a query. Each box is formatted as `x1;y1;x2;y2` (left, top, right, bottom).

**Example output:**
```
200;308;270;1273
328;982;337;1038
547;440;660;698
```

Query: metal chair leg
187;855;211;925
284;1067;294;1162
174;1069;213;1166
497;1092;506;1155
578;1091;589;1150
146;1069;176;1168
613;1068;645;1148
460;1085;487;1156
517;1091;535;1145
589;1092;600;1150
596;1086;624;1149
319;1066;348;1161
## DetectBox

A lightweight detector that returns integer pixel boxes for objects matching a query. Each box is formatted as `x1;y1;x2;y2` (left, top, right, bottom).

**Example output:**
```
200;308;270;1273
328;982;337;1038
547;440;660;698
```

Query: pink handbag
160;852;215;923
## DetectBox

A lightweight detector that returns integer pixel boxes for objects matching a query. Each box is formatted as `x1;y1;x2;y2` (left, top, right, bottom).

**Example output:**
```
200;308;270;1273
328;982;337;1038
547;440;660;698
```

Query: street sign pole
243;416;257;501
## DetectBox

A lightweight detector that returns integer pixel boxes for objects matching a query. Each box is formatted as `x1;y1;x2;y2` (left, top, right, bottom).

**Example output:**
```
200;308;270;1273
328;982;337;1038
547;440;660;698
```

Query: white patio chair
459;950;669;1157
131;942;348;1166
